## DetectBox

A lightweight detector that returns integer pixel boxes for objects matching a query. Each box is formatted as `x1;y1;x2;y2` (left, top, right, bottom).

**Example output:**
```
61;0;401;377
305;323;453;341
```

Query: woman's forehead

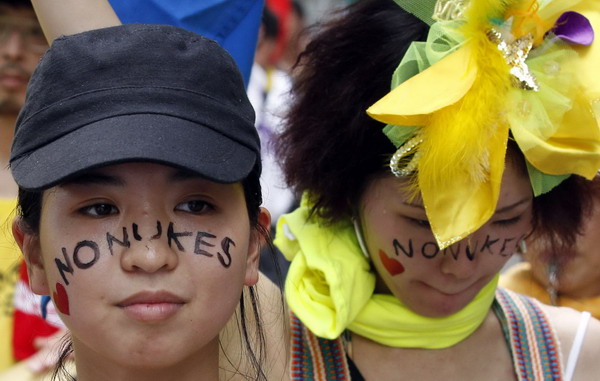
365;162;532;212
59;163;210;187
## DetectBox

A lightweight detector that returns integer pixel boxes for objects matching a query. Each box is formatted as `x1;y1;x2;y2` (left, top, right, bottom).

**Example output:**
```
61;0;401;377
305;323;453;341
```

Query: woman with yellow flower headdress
275;0;600;379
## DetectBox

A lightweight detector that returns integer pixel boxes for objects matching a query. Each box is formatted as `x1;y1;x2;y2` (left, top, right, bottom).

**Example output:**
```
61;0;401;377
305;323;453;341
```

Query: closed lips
117;291;186;322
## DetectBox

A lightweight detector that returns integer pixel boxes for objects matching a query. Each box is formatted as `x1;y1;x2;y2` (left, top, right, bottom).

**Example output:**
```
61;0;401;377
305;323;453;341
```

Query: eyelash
406;217;431;228
405;215;522;229
78;199;214;218
493;215;522;227
174;200;214;214
79;203;118;217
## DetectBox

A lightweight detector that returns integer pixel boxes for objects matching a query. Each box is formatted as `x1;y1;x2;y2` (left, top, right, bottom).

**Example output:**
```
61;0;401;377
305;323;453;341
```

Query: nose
440;241;479;280
2;31;25;60
120;223;179;273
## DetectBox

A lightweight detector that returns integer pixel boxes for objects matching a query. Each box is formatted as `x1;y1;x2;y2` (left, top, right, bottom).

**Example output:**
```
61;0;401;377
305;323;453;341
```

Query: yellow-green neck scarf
275;203;498;349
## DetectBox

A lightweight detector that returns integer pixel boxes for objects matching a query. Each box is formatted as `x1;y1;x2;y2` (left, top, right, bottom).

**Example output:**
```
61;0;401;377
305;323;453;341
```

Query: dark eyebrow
494;197;532;214
62;172;125;187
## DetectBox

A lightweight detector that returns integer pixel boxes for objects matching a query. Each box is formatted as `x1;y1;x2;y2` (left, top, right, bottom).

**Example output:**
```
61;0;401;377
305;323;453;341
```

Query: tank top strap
493;287;564;380
290;312;352;380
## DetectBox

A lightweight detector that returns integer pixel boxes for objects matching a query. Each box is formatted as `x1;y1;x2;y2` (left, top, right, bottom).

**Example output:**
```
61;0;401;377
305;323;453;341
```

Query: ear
244;207;271;286
12;219;50;295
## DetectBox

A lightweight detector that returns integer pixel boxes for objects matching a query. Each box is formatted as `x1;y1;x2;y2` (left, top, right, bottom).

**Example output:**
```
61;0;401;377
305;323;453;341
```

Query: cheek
375;237;441;278
364;224;433;278
25;52;44;71
378;249;405;276
42;239;114;318
362;213;435;276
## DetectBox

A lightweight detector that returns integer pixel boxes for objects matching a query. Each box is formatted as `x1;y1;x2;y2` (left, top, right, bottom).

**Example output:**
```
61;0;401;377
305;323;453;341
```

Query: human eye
405;216;430;228
175;200;213;214
28;26;44;38
493;215;522;227
79;203;118;217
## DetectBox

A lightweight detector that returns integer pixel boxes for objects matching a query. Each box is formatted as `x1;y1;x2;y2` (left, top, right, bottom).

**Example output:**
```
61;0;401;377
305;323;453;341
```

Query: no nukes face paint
54;221;235;280
51;220;237;315
378;234;525;277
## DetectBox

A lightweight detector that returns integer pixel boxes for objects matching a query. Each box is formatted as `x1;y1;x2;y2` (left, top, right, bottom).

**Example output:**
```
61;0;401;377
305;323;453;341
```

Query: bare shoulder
540;304;600;379
219;273;290;380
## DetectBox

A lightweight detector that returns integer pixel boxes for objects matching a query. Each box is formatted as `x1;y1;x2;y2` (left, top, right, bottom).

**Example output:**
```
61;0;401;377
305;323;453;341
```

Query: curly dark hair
277;0;429;222
277;0;595;253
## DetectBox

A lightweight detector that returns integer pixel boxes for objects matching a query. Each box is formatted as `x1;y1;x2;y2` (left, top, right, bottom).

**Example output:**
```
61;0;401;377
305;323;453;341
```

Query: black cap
10;24;259;190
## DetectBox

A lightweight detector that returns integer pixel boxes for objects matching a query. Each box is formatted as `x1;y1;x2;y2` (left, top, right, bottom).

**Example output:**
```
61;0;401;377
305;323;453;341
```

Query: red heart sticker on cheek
379;250;405;276
53;282;70;316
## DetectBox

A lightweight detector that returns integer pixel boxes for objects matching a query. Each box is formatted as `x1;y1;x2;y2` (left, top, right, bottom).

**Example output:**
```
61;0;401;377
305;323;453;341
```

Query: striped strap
290;312;351;380
495;288;564;380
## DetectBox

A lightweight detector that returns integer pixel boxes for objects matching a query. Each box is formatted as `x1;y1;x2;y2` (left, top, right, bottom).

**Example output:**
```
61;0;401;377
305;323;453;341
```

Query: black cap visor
11;113;257;191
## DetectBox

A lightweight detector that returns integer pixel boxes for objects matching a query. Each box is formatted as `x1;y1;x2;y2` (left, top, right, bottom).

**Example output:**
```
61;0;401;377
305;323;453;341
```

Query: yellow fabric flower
368;0;600;249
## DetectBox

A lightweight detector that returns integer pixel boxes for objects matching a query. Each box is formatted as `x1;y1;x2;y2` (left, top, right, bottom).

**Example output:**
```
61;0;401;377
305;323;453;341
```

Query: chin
0;96;25;113
407;295;470;318
416;304;464;318
112;342;210;370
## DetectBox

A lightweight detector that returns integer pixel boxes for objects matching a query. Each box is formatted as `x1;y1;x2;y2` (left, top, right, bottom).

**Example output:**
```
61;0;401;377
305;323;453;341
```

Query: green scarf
275;202;498;349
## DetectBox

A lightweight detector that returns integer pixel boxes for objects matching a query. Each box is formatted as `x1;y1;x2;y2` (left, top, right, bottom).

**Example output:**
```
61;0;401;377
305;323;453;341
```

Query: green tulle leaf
383;124;418;149
526;161;570;196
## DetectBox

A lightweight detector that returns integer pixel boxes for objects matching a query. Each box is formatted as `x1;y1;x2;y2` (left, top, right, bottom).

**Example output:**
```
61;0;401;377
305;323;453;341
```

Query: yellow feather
416;0;519;196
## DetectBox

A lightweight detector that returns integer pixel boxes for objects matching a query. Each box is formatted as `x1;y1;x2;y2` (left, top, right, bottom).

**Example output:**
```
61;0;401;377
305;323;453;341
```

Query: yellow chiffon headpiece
367;0;600;249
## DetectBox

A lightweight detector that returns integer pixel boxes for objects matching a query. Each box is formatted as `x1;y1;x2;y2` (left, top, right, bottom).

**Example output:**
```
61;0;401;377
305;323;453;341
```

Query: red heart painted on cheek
379;250;405;276
53;282;70;316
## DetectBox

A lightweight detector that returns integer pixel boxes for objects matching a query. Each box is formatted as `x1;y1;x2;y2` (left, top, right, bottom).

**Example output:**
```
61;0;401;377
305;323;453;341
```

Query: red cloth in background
12;261;62;360
266;0;292;63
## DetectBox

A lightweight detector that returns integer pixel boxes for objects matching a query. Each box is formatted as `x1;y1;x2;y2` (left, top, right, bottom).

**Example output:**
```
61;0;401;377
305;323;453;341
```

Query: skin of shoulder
219;272;290;380
541;303;600;379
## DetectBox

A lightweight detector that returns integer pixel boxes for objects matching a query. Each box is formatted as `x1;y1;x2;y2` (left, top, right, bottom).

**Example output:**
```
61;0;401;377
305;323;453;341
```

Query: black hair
16;162;271;381
277;0;594;254
261;6;279;41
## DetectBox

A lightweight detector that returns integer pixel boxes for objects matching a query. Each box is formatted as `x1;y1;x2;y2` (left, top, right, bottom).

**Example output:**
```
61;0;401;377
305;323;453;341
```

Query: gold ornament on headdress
487;29;539;91
433;0;468;21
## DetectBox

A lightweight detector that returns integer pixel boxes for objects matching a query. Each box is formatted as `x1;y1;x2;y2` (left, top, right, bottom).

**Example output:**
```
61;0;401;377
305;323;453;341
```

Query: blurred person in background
248;4;306;284
501;175;600;319
0;0;62;374
277;1;308;74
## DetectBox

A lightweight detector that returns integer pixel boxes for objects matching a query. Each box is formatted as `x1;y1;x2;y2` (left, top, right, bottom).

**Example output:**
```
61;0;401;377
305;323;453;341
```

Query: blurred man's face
0;4;47;114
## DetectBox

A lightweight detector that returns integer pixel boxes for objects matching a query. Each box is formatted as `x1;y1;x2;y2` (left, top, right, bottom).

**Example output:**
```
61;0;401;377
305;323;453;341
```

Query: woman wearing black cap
9;22;286;381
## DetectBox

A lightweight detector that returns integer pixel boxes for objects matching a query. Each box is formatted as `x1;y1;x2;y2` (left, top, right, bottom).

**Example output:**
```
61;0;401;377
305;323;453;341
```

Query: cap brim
11;114;257;190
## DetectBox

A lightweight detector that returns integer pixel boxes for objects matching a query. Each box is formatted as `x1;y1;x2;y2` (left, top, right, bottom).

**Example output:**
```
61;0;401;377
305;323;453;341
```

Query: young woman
274;0;600;380
9;23;284;381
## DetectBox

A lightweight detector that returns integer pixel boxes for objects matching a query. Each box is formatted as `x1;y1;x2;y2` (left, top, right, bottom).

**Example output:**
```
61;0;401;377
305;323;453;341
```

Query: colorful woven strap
291;290;563;380
290;312;351;380
494;288;564;380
